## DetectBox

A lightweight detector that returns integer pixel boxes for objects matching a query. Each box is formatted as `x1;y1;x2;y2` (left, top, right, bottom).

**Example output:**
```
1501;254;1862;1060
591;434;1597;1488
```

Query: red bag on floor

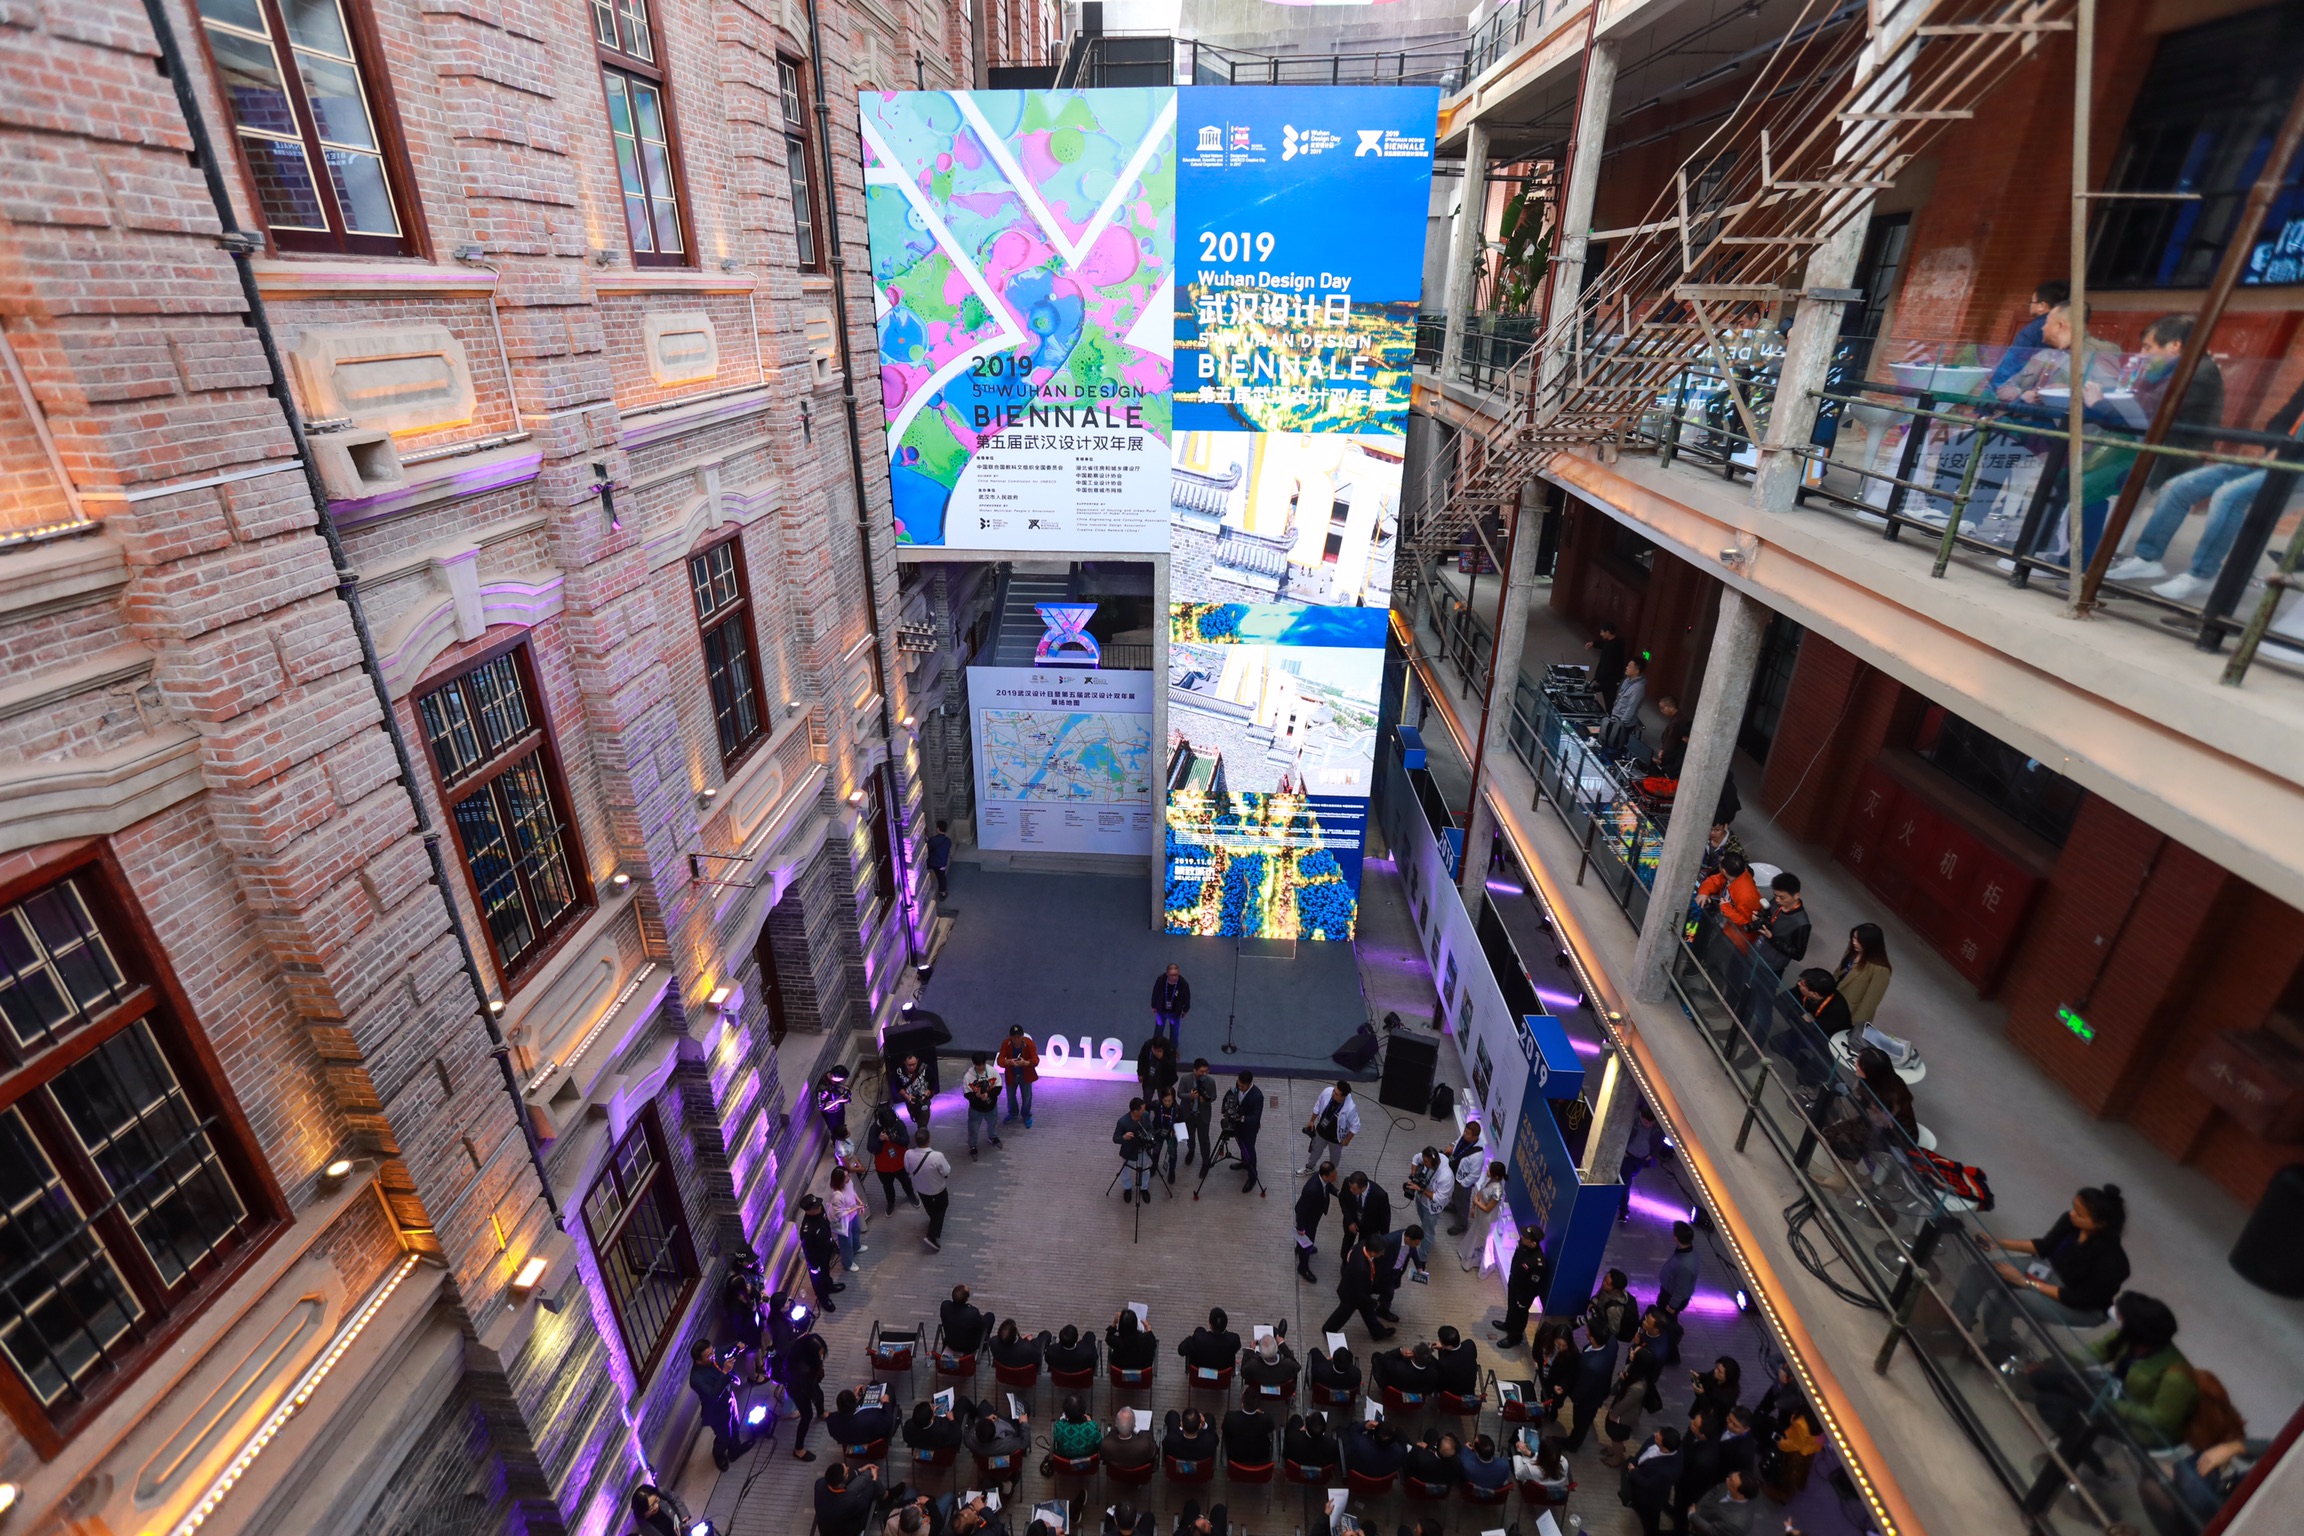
1905;1147;1995;1211
1640;775;1680;798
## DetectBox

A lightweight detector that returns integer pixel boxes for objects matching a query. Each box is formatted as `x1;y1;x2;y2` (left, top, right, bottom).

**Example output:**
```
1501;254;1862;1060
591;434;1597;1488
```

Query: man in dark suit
1284;1410;1340;1471
825;1387;896;1448
1320;1236;1395;1340
688;1339;747;1470
1307;1345;1360;1403
1371;1341;1440;1399
1562;1323;1618;1452
813;1461;881;1536
1228;1071;1265;1193
1293;1162;1337;1281
1221;1400;1276;1464
1621;1427;1684;1536
1337;1172;1390;1261
1179;1307;1242;1376
1676;1407;1727;1531
1433;1326;1480;1396
1162;1407;1219;1465
1715;1404;1761;1491
940;1285;989;1359
1373;1226;1427;1321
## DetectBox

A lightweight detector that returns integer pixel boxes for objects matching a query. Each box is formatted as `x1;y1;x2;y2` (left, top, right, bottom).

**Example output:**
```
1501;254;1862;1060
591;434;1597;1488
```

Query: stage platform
917;863;1411;1079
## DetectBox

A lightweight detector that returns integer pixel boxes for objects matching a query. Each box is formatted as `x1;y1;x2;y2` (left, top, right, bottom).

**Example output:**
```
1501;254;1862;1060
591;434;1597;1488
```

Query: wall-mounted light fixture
592;461;620;534
696;786;719;812
612;871;632;889
487;999;505;1016
511;1254;550;1304
319;1158;356;1194
708;986;732;1008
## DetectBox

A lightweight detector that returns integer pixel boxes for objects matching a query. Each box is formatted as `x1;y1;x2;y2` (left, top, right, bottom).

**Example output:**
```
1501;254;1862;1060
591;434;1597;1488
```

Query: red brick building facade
0;0;1037;1525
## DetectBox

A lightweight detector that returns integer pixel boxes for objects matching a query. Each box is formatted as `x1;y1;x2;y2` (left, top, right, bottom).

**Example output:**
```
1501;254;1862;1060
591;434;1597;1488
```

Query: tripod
1105;1144;1172;1243
1192;1124;1264;1200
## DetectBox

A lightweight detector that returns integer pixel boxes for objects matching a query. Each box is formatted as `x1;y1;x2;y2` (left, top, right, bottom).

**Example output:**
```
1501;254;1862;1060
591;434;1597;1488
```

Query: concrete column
1151;549;1170;930
1460;478;1545;890
1629;588;1768;1004
1748;216;1871;513
1539;39;1620;395
1579;1050;1638;1183
1438;120;1491;381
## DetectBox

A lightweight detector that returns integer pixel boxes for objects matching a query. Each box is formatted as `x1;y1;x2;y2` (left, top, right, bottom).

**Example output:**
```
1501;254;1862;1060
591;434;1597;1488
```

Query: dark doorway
1738;615;1805;765
755;904;791;1047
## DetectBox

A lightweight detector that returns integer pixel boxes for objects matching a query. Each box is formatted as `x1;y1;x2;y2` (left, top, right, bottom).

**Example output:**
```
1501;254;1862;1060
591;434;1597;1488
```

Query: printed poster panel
968;667;1156;855
862;89;1177;550
1163;84;1437;941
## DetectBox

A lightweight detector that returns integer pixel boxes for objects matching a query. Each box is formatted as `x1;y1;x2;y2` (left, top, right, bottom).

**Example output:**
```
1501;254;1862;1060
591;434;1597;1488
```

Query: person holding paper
831;1387;900;1449
1307;1342;1361;1402
1099;1404;1154;1471
1242;1328;1299;1395
970;1403;1031;1485
1106;1307;1158;1370
1373;1225;1429;1319
1293;1162;1337;1282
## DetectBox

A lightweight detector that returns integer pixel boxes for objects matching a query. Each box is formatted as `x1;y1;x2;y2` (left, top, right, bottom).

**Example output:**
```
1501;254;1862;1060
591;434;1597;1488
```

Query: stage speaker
2231;1163;2304;1298
1379;1029;1439;1112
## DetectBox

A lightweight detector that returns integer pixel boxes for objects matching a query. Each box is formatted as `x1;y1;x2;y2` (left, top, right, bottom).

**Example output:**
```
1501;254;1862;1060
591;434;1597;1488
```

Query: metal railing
1464;0;1575;83
1662;909;2210;1536
1618;345;2304;681
1176;37;1467;89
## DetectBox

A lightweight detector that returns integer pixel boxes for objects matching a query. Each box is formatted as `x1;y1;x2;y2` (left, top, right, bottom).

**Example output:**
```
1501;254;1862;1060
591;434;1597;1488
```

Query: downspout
804;0;923;974
137;0;563;1224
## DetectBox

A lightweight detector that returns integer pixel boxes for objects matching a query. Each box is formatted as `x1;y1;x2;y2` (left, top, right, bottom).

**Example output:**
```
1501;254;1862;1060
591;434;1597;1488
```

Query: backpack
1904;1146;1995;1211
1429;1083;1456;1120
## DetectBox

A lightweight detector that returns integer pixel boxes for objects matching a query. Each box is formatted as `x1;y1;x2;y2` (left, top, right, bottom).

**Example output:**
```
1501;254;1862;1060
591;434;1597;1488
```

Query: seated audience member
814;1463;881;1536
1050;1394;1102;1459
898;1396;963;1451
991;1317;1050;1371
1174;1499;1230;1536
1344;1417;1406;1478
1514;1433;1573;1502
1373;1341;1440;1398
971;1403;1030;1462
948;1494;1003;1536
1046;1323;1100;1376
1242;1328;1299;1394
1404;1431;1461;1488
1285;1410;1341;1470
1221;1400;1276;1463
882;1497;932;1536
2031;1292;2198;1457
827;1388;898;1447
1433;1326;1480;1395
1099;1404;1154;1470
1308;1344;1361;1400
1162;1407;1219;1464
1107;1308;1159;1371
1457;1434;1513;1491
1101;1502;1155;1536
940;1285;990;1358
1178;1307;1243;1375
1959;1184;2132;1337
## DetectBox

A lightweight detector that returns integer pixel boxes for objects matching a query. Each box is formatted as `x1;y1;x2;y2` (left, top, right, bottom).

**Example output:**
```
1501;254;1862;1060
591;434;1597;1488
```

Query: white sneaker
2152;573;2209;603
2106;556;2166;582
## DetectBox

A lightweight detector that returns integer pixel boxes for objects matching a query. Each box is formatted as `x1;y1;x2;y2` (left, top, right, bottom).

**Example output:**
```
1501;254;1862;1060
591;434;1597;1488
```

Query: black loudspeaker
2231;1162;2304;1298
1379;1030;1439;1112
1332;1024;1381;1073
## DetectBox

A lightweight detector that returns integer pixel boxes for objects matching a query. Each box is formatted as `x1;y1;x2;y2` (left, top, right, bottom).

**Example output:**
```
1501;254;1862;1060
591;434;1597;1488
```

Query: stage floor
916;863;1418;1079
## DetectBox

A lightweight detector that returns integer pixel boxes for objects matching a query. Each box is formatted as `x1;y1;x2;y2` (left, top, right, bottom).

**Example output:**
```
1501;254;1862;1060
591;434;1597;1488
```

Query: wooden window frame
594;0;695;268
0;843;288;1458
778;56;824;272
415;637;595;996
191;0;424;258
578;1106;698;1384
687;531;771;774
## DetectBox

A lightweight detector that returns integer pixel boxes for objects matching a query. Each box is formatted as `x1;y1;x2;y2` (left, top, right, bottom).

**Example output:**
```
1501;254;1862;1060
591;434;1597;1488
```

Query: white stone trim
373;572;565;698
0;726;204;855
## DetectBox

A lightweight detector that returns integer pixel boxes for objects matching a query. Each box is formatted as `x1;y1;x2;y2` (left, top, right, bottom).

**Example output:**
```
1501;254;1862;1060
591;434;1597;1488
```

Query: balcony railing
1464;0;1576;84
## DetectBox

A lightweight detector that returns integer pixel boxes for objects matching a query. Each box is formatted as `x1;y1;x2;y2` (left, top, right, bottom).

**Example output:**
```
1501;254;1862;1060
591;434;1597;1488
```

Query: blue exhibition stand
1504;1014;1618;1314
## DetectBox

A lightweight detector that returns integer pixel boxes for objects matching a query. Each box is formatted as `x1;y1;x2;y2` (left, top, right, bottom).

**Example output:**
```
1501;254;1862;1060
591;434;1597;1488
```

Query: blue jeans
968;1106;999;1151
1121;1157;1151;1194
2132;461;2261;577
1004;1076;1032;1122
836;1221;860;1269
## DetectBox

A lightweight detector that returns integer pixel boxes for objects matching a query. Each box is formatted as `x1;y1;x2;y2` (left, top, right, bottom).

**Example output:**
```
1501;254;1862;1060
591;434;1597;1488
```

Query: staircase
1409;0;2075;569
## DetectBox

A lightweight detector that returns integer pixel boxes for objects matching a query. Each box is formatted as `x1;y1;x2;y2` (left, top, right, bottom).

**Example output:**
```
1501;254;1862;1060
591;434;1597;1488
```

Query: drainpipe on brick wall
804;0;923;977
137;0;564;1227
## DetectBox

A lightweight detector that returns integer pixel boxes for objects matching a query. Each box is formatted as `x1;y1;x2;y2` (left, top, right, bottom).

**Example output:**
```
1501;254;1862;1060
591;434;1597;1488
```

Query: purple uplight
1625;1190;1686;1224
1485;880;1525;897
1534;987;1584;1013
1568;1036;1602;1059
1680;1290;1743;1318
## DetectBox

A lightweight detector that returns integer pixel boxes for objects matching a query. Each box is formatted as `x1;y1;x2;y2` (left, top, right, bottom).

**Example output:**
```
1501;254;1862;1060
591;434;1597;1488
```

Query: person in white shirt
1444;1123;1485;1235
1459;1160;1506;1272
905;1130;953;1252
827;1165;869;1270
1299;1081;1360;1174
1406;1147;1454;1239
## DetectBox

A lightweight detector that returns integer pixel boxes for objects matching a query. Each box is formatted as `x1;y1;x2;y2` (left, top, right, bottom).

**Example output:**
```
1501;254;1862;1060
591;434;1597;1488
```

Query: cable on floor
1784;1195;1883;1313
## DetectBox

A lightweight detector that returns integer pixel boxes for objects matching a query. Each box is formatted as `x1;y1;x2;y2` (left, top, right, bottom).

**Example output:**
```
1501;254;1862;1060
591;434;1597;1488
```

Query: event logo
1231;125;1252;149
1199;124;1221;151
1354;129;1384;157
1033;603;1101;667
1281;125;1340;161
1355;129;1429;158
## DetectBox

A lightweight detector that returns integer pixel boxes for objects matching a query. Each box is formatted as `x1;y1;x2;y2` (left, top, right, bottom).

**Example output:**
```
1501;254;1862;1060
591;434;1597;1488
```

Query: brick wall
1754;630;1909;845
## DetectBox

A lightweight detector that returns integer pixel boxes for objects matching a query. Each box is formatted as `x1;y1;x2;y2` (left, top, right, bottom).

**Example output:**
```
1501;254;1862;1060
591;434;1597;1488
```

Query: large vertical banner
860;84;1438;933
968;666;1156;854
1163;85;1436;940
861;90;1178;551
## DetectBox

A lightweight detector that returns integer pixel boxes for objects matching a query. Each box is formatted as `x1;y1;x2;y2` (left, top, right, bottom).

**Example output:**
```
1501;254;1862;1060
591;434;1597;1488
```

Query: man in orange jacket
995;1023;1039;1129
1695;851;1762;929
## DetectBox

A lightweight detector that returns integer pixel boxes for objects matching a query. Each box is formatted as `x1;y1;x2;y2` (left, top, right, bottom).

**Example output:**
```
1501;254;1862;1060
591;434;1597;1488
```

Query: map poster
967;667;1156;855
861;89;1177;551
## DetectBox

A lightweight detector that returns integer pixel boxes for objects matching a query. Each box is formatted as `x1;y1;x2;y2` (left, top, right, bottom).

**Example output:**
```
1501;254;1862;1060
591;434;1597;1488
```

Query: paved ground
690;1068;1855;1536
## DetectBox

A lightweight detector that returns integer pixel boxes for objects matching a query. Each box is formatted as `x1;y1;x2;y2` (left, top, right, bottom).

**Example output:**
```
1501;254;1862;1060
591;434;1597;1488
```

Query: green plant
1490;190;1552;313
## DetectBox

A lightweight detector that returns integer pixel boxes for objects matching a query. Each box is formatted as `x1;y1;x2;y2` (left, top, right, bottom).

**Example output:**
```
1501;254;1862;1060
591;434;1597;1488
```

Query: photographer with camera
1404;1147;1453;1242
1298;1081;1359;1175
1181;1058;1218;1170
689;1338;750;1470
1113;1096;1157;1204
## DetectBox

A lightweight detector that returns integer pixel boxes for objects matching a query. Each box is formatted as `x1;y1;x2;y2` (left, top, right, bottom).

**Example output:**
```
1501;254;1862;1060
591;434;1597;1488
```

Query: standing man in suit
1562;1323;1619;1452
1227;1070;1265;1193
689;1339;748;1470
1321;1235;1397;1340
1151;963;1191;1047
1294;1162;1338;1282
1337;1171;1390;1262
1621;1427;1685;1536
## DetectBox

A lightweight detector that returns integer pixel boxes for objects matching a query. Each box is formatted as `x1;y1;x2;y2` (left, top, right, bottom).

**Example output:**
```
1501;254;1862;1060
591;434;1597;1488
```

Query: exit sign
2057;1004;2094;1042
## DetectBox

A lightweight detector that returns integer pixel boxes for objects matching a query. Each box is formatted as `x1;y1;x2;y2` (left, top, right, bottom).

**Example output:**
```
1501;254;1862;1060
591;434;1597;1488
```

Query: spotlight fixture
697;787;719;812
901;714;916;730
319;1157;356;1193
613;871;632;888
511;1255;549;1301
1733;1288;1752;1314
745;1402;769;1427
847;789;866;807
0;1484;17;1516
708;985;732;1008
487;999;505;1015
